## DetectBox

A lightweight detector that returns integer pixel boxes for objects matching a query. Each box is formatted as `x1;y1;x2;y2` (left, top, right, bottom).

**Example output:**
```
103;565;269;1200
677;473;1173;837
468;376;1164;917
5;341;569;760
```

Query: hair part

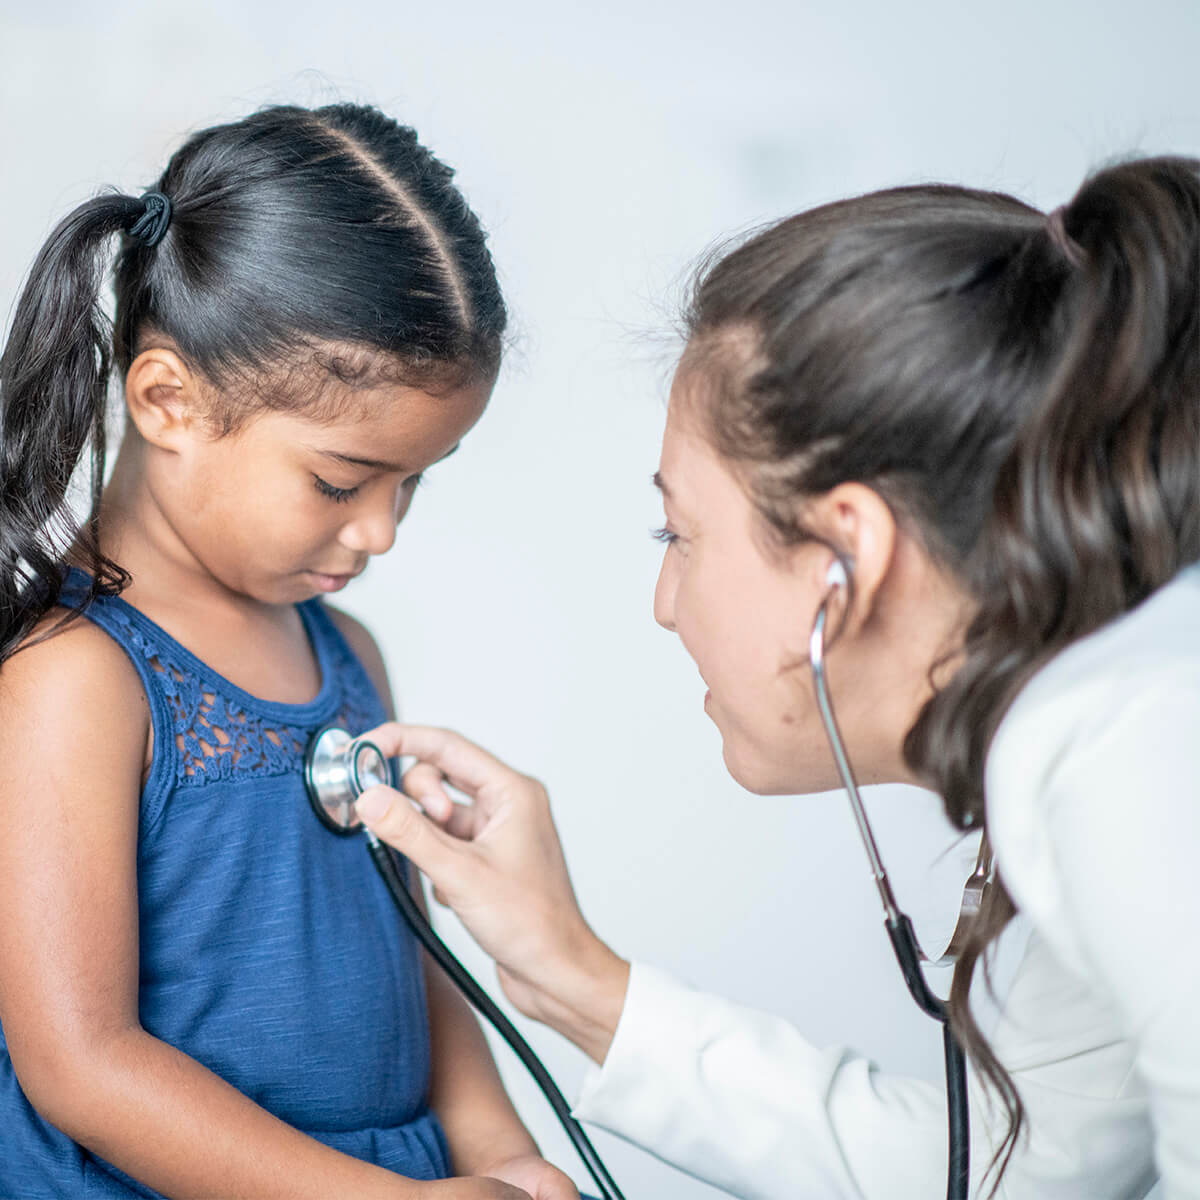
681;156;1200;1189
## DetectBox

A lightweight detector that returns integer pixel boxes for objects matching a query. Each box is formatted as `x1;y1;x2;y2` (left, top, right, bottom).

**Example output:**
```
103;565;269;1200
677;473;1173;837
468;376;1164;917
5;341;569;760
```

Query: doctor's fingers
362;723;533;803
400;762;518;841
400;762;455;824
355;784;476;896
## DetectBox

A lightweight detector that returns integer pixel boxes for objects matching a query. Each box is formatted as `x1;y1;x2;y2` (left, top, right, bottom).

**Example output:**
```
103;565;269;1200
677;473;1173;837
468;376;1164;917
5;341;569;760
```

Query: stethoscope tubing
811;585;971;1200
309;571;976;1200
363;830;626;1200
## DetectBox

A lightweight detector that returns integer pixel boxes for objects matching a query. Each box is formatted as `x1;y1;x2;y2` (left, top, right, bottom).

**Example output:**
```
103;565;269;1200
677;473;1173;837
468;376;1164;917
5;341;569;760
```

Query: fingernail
355;789;390;822
418;793;447;817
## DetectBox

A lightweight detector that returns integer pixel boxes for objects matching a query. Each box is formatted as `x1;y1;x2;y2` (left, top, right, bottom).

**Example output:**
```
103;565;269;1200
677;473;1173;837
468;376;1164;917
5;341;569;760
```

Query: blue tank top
0;571;450;1197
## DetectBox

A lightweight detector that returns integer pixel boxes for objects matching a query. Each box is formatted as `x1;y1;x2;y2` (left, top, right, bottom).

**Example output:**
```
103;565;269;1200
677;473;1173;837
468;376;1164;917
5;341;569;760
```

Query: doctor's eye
314;476;360;504
651;525;678;545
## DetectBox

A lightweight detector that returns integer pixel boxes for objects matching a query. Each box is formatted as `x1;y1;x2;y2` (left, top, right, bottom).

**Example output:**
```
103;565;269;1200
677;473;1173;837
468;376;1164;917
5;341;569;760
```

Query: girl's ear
804;482;898;625
123;349;206;451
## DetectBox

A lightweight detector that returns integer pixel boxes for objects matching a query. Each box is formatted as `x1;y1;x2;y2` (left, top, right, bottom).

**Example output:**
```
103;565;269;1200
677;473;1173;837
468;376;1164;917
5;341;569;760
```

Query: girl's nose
339;491;406;557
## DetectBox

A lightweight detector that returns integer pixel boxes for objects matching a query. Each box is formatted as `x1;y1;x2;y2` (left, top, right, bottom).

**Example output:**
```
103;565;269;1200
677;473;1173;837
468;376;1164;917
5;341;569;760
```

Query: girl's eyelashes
314;475;360;503
651;525;679;545
314;471;426;504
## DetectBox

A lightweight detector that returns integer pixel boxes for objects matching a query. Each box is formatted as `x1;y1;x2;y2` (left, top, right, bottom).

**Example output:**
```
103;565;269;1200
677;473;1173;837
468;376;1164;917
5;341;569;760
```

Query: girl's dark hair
0;102;506;661
682;156;1200;1185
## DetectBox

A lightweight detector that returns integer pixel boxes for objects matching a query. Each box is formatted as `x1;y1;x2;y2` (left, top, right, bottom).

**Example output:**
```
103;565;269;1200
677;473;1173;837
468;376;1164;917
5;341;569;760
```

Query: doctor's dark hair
0;102;506;663
681;156;1200;1186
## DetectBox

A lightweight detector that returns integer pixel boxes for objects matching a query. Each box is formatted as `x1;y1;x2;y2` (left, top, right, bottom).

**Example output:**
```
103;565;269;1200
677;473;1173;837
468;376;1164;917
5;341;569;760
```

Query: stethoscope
302;562;987;1200
302;726;626;1200
812;559;989;1200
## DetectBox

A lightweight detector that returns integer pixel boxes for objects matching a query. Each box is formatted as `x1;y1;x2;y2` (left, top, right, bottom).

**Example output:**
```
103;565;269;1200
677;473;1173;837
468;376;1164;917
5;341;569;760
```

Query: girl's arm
0;617;522;1200
419;882;543;1174
328;609;575;1192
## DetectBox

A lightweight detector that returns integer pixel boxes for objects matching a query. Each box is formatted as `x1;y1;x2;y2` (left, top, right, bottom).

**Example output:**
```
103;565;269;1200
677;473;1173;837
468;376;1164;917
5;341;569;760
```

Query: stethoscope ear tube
812;585;971;1200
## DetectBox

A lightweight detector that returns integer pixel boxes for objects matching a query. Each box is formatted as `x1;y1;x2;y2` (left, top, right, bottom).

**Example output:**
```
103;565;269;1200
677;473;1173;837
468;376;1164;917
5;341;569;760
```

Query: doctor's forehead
655;391;713;505
654;413;701;512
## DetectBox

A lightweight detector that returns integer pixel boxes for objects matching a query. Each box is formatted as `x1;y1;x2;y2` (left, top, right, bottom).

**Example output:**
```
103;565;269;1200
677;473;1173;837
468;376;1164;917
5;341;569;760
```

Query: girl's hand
475;1155;579;1200
419;1180;532;1199
354;724;629;1063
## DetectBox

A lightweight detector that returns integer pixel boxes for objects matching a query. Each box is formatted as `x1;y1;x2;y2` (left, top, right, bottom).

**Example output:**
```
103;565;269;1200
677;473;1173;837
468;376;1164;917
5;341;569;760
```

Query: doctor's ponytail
908;158;1200;1181
913;156;1200;824
681;153;1200;1188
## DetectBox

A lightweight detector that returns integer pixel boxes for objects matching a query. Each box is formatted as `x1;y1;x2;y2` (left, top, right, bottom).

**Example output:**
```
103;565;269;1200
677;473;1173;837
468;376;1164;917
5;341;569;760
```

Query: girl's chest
135;611;326;786
146;600;325;705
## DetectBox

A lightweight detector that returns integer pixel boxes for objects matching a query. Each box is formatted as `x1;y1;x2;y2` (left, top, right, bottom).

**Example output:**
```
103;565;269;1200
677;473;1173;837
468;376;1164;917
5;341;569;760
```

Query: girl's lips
308;571;356;593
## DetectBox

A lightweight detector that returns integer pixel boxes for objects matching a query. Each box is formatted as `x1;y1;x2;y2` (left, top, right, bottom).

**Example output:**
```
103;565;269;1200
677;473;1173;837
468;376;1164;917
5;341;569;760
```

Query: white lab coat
574;563;1200;1198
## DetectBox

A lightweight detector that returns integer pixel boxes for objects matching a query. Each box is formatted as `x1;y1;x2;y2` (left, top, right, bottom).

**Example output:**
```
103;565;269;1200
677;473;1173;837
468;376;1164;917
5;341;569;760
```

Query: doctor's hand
354;724;630;1064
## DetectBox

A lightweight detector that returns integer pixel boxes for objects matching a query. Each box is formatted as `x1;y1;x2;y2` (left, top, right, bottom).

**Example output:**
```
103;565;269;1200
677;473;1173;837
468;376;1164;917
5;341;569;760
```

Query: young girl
0;103;575;1200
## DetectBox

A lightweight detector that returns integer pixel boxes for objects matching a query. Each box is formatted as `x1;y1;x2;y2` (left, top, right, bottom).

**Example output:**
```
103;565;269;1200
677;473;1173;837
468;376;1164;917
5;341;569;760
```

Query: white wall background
3;2;1198;1195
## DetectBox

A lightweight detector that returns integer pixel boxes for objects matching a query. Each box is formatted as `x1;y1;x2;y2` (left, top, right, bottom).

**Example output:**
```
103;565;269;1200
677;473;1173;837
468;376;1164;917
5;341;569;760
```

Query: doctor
353;157;1200;1198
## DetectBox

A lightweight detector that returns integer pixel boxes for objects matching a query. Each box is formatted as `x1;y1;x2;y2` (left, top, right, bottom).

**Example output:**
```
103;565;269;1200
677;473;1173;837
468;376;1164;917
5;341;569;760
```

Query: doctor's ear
804;483;898;625
123;347;210;451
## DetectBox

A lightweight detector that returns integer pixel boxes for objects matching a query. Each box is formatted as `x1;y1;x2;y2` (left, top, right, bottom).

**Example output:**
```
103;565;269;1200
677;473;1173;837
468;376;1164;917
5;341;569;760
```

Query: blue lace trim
78;598;381;789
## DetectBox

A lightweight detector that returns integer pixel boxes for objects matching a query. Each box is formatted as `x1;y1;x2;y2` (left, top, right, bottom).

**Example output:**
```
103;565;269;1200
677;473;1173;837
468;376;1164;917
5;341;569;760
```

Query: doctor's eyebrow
314;443;461;473
652;470;672;498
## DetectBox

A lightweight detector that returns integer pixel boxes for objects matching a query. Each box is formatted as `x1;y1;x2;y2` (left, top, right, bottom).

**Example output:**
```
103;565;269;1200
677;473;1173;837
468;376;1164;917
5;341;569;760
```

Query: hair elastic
127;191;172;248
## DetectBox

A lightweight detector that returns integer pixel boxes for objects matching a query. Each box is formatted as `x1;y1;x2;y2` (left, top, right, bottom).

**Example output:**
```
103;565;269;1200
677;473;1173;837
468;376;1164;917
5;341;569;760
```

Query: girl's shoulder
0;608;152;795
3;606;151;712
320;603;395;720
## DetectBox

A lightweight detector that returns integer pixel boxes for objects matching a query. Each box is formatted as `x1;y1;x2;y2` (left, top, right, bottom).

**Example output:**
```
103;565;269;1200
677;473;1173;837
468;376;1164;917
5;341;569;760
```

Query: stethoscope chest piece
303;724;390;835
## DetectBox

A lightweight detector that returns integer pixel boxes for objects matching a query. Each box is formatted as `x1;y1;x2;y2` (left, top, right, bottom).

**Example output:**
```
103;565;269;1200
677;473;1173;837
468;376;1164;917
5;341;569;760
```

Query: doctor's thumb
355;785;459;885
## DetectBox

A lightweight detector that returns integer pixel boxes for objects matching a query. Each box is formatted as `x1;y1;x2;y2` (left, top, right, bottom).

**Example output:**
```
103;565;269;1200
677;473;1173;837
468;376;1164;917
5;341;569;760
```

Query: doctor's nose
653;555;677;632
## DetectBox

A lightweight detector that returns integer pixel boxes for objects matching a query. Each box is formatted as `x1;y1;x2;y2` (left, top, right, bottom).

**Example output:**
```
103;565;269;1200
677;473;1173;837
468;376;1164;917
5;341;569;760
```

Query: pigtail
0;193;142;662
908;155;1200;1191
